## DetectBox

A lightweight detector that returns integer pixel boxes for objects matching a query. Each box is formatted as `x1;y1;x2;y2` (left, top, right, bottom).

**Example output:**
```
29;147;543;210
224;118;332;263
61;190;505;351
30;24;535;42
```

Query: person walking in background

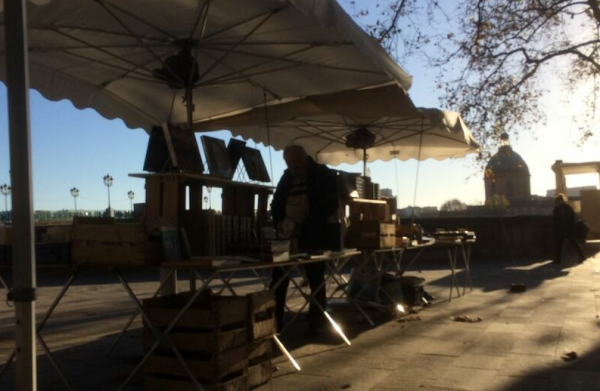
270;145;339;337
553;193;585;264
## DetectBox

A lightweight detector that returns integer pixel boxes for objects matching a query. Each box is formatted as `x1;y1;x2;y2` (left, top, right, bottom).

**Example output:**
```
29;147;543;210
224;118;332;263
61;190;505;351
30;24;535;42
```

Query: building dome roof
485;134;529;175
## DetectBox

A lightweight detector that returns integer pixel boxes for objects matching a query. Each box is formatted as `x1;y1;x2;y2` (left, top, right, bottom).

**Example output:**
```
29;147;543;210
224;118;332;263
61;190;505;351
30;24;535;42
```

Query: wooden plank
72;224;146;243
247;291;275;315
0;226;13;245
145;177;161;222
144;373;249;391
144;347;247;382
142;327;248;354
248;340;271;362
248;361;271;389
250;318;275;341
71;239;160;265
73;216;115;225
345;222;395;249
44;226;72;243
161;177;180;222
143;292;248;328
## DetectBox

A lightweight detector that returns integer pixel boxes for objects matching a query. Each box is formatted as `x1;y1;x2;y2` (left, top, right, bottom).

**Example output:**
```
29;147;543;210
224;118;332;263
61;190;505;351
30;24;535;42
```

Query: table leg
114;270;217;391
286;265;351;345
325;261;375;326
106;268;176;357
0;269;80;388
190;268;196;291
215;271;238;296
447;246;461;302
461;243;473;295
0;272;7;290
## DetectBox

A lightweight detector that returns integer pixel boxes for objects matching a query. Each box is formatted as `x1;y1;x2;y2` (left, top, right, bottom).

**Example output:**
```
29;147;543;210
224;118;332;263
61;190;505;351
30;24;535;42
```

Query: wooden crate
144;346;248;383
42;226;72;244
143;291;248;329
248;339;272;389
247;292;276;341
0;226;12;246
248;361;271;389
349;198;389;221
145;372;248;391
248;339;271;362
345;221;395;249
142;325;248;354
71;217;159;265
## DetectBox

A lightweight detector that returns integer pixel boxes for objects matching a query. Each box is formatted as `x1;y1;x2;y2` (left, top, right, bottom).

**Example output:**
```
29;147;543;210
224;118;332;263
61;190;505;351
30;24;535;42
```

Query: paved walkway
0;247;599;391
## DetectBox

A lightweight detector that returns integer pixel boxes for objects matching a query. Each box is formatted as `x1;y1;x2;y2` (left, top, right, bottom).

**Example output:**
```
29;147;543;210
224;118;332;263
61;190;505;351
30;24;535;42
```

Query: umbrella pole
5;1;38;390
363;148;368;177
186;86;194;131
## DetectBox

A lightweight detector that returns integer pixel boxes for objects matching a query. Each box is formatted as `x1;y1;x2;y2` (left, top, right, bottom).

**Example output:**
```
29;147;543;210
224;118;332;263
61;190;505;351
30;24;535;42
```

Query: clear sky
1;3;599;213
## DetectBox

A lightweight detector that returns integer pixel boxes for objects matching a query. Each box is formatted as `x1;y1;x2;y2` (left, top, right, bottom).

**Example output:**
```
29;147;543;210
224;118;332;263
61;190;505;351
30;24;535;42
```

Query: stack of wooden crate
71;217;160;266
142;290;275;391
143;290;250;391
246;291;276;389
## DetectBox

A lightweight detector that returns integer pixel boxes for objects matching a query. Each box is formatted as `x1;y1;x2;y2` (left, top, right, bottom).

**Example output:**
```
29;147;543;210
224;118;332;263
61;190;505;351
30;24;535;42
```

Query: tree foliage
345;0;600;158
440;198;468;212
485;194;510;211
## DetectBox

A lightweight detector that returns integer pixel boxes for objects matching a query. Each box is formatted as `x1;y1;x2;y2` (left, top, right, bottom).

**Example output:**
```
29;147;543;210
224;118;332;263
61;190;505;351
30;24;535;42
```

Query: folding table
0;264;175;391
402;236;476;301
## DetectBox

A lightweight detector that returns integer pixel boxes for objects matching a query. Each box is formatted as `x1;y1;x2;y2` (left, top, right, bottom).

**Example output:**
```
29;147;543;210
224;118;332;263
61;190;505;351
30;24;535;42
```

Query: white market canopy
0;0;414;131
1;1;418;389
195;84;481;165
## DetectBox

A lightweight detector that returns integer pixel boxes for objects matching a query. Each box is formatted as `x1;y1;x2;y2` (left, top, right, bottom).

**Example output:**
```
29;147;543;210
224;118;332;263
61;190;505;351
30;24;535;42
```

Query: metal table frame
402;238;475;301
0;250;360;391
0;264;178;391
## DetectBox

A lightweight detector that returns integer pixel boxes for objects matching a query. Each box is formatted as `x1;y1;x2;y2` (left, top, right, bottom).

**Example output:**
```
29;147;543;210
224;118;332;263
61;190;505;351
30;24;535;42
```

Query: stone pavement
0;246;599;391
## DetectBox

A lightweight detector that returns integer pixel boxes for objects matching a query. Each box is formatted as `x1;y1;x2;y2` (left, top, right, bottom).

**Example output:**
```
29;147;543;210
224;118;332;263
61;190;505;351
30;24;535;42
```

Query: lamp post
0;184;11;222
207;186;213;210
70;187;79;214
127;190;135;213
103;174;113;215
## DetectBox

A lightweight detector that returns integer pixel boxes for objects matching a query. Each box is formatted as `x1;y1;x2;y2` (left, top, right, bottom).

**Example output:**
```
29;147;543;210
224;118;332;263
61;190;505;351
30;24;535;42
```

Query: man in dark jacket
270;145;339;337
553;194;585;264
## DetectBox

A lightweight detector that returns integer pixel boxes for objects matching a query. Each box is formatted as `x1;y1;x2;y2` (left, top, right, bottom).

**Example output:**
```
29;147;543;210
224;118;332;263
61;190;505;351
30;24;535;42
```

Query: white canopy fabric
0;0;413;131
195;84;481;165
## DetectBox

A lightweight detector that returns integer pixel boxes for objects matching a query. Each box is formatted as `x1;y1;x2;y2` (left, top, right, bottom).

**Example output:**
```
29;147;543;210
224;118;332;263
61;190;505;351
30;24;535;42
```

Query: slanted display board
144;124;203;173
242;147;270;183
227;139;247;174
201;136;234;179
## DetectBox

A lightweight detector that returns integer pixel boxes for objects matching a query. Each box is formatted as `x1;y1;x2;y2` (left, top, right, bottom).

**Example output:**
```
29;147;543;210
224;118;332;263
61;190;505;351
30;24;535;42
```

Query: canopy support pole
4;0;38;390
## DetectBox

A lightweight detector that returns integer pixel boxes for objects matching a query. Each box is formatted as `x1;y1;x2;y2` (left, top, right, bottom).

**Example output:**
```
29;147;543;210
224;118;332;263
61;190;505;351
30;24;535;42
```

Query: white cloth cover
0;0;413;131
195;85;481;164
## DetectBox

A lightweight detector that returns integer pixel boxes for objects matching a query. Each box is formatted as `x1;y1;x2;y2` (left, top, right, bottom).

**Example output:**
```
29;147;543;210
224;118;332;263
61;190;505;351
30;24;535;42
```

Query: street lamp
103;174;113;215
0;184;10;222
70;187;79;214
207;186;213;210
127;190;135;212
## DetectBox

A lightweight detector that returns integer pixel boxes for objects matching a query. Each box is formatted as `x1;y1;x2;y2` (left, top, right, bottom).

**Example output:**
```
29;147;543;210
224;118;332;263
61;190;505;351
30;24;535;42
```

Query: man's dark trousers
271;262;326;332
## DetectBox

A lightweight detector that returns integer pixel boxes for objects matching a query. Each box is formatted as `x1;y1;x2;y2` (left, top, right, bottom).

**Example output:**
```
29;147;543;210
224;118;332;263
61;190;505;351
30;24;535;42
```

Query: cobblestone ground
0;247;599;391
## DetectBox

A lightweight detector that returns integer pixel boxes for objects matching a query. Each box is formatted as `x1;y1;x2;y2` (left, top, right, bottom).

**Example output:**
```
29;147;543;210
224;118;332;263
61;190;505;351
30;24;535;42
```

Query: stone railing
411;215;554;258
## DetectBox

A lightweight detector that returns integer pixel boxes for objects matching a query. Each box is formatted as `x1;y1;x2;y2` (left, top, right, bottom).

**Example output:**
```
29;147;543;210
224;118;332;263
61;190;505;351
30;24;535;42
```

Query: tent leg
5;1;37;390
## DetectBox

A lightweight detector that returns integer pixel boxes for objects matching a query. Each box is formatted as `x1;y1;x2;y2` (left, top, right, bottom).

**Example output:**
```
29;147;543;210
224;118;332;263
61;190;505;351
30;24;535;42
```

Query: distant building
380;188;393;198
546;186;598;200
398;206;439;219
484;133;532;205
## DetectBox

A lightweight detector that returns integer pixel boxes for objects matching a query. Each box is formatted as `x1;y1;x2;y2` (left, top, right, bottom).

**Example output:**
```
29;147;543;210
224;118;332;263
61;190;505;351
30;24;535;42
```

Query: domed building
484;133;531;204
